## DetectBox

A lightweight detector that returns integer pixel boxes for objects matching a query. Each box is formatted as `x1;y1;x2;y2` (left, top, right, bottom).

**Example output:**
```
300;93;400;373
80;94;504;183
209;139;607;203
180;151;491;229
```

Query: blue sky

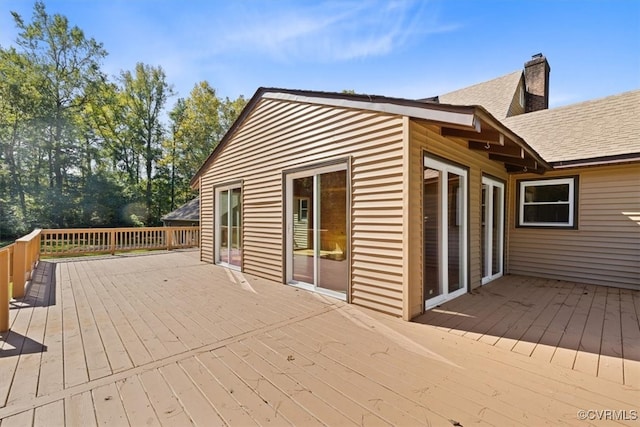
1;0;638;108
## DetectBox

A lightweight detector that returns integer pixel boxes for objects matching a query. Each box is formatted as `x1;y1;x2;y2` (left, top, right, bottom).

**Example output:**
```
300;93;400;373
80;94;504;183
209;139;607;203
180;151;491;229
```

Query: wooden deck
1;251;638;426
416;276;640;388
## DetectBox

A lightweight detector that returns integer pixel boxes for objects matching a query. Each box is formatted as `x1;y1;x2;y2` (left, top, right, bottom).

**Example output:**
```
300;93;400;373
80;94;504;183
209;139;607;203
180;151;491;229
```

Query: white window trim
518;177;575;227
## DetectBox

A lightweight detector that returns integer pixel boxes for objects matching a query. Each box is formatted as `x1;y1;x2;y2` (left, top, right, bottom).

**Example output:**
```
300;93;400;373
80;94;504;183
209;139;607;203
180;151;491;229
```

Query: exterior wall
407;120;510;319
508;163;640;288
200;98;406;316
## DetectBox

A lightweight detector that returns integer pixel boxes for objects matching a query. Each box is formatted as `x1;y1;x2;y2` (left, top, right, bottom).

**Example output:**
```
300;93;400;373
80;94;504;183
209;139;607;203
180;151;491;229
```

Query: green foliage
0;2;246;236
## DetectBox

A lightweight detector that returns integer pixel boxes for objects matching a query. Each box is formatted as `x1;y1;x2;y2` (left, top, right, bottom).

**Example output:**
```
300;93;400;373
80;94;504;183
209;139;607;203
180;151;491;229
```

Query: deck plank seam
0;303;340;420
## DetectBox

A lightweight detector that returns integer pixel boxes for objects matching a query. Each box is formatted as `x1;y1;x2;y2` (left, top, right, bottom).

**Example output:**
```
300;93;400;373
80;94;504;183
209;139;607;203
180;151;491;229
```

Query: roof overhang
436;107;551;173
262;91;480;130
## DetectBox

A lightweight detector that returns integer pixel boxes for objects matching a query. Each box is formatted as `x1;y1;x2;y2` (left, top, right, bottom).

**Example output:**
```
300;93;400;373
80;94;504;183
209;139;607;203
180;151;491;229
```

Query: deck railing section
1;226;199;332
40;226;200;257
1;229;41;332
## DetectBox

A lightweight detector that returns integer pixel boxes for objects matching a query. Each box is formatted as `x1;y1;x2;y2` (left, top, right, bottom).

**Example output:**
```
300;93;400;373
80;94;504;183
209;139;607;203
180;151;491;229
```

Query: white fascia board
263;91;479;130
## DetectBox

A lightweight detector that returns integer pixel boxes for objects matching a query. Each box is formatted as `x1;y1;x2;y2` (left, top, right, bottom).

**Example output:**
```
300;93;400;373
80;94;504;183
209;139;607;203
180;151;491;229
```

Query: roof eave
474;108;552;170
262;91;479;130
551;153;640;169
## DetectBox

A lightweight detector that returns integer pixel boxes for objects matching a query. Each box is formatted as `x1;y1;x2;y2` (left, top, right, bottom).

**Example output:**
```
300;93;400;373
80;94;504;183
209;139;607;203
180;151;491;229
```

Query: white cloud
205;0;460;62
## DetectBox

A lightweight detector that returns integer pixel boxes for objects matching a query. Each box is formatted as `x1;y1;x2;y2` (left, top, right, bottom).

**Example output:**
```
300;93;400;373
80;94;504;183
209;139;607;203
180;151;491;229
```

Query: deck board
35;262;64;398
158;362;225;427
529;283;586;362
92;382;129;426
116;374;162;427
138;369;194;427
313;309;572;426
1;250;638;426
573;285;607;376
620;289;640;387
33;400;64;427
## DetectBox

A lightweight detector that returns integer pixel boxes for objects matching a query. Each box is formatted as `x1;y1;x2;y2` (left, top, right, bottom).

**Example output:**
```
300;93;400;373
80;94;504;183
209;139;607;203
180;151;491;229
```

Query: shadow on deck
414;275;640;383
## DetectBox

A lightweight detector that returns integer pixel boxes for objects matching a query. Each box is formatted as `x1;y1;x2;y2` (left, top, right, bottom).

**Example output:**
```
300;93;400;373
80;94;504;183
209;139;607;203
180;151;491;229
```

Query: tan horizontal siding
407;120;510;319
200;98;406;316
199;180;213;263
508;163;640;289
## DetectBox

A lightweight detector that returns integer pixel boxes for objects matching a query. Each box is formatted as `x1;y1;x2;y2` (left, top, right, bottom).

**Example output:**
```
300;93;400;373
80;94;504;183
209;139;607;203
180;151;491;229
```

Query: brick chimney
524;53;550;112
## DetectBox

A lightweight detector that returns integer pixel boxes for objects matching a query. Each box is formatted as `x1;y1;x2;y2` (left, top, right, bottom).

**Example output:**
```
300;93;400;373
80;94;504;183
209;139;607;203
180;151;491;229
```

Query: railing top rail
41;226;199;234
0;243;15;253
15;229;42;242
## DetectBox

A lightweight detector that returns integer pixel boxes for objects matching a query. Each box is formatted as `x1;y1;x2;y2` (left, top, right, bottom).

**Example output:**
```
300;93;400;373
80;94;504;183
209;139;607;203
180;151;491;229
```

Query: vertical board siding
200;98;405;316
407;120;509;319
508;164;640;288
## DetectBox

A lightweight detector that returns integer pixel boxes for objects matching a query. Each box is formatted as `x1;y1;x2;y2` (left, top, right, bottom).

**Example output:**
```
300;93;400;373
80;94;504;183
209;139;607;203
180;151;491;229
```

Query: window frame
517;176;578;228
298;197;309;222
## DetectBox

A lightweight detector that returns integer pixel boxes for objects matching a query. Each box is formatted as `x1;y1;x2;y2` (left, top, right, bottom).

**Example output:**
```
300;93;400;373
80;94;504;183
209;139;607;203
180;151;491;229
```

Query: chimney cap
532;53;544;59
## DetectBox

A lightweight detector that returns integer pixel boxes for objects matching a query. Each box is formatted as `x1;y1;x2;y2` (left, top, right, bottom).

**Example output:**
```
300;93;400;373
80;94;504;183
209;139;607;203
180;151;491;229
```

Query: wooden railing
40;226;200;257
1;229;41;332
1;226;199;332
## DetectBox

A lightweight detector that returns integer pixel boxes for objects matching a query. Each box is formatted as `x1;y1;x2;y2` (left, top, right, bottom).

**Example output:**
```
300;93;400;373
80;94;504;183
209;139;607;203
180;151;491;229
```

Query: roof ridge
437;70;522;98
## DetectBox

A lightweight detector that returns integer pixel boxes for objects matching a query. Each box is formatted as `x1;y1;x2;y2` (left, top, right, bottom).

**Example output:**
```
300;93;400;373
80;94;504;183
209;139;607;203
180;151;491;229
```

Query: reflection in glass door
216;185;242;269
424;156;467;309
286;164;348;300
481;177;504;284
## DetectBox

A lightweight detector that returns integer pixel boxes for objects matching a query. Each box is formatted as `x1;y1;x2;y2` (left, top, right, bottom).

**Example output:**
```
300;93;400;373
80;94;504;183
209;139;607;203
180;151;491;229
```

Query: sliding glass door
215;185;242;269
424;156;468;309
286;164;348;299
481;176;504;284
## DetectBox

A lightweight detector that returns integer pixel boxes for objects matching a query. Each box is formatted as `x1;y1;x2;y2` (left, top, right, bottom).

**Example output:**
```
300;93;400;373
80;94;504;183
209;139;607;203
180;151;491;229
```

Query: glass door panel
230;187;242;267
287;164;348;300
292;176;314;284
318;170;348;294
219;190;229;264
424;156;467;309
423;168;441;300
447;173;463;293
216;185;242;269
481;176;504;284
481;184;487;278
492;185;502;276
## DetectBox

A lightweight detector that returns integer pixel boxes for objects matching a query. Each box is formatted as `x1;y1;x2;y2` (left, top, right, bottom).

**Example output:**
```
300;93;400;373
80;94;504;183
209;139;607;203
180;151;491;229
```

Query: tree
0;3;247;234
9;1;107;226
119;63;173;223
163;82;247;208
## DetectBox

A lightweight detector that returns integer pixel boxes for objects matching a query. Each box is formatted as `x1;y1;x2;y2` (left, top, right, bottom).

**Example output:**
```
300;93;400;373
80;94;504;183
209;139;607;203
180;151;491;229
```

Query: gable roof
161;197;200;222
503;90;640;166
190;87;550;187
437;70;524;119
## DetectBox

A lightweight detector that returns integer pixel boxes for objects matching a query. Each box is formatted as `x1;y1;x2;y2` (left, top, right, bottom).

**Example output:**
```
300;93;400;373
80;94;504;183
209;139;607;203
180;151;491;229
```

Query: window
298;198;309;221
518;177;577;227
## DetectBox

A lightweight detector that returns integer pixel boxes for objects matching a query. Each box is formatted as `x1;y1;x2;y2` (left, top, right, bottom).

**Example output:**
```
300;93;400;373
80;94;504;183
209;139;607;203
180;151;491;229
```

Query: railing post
110;230;116;255
12;240;27;299
166;228;173;251
0;249;9;332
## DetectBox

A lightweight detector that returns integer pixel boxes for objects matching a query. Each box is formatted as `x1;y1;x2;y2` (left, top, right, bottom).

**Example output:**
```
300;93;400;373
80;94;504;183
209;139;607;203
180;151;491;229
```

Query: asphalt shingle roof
437;70;523;119
503;90;640;164
161;197;200;222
